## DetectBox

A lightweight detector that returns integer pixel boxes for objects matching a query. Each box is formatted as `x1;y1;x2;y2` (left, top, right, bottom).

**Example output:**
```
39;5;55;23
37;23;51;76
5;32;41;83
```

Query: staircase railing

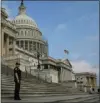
25;67;52;83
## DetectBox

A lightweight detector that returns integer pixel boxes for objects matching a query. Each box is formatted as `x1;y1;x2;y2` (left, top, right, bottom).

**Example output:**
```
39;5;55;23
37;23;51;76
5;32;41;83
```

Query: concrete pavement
2;94;99;103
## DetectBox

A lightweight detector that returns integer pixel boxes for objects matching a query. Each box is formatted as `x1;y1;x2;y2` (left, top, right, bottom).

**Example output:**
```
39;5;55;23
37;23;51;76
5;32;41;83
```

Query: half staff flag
64;49;69;54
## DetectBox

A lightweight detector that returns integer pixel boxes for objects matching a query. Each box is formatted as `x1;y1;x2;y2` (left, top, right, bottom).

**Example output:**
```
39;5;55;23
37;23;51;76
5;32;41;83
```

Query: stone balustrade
1;19;17;31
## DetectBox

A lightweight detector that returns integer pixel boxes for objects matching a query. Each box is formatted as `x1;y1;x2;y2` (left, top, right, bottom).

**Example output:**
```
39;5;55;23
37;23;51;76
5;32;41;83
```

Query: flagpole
64;52;67;60
63;49;69;60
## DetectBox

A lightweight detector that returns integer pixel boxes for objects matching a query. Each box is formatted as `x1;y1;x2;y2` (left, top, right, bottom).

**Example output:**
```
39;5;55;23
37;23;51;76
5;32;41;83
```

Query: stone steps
1;84;69;90
2;86;63;90
2;91;68;94
1;72;85;101
1;79;62;87
1;83;69;90
1;93;68;99
1;74;61;86
1;83;65;88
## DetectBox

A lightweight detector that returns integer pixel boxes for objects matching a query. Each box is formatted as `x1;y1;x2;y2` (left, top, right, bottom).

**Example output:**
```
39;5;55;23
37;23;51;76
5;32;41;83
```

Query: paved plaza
2;94;99;103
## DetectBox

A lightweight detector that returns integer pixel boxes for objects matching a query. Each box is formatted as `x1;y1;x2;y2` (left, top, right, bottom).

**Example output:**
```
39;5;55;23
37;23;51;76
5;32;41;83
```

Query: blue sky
2;1;99;84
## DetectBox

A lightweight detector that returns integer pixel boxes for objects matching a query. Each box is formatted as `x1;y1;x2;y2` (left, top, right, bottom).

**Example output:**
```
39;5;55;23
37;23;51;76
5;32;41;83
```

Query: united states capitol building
1;1;97;92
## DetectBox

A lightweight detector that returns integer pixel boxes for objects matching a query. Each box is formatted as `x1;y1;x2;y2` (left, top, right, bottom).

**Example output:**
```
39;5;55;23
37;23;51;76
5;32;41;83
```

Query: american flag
64;49;69;54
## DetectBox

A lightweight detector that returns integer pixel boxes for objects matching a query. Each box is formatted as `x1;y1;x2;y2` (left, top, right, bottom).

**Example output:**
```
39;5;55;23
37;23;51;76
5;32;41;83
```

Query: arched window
21;40;23;48
21;31;23;35
16;41;19;46
33;42;36;51
25;30;26;36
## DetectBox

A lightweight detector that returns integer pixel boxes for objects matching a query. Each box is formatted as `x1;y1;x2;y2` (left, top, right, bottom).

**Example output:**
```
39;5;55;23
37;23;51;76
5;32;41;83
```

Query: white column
42;44;44;53
1;30;4;56
89;77;92;87
48;64;50;69
6;35;9;56
39;43;40;52
32;41;33;51
13;38;16;55
61;67;63;82
36;42;37;51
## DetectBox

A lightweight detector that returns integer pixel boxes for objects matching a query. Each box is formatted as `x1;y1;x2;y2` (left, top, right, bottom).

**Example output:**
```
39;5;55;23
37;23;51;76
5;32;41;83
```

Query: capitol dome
12;1;38;28
12;1;48;57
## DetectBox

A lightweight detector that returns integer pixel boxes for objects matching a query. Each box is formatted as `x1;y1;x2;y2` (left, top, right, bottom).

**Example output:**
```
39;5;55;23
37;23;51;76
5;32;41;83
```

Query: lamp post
37;51;40;70
37;51;41;80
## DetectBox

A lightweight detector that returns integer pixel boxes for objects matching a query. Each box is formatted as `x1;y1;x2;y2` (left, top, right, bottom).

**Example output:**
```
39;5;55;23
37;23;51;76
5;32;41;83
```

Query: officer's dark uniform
14;63;21;100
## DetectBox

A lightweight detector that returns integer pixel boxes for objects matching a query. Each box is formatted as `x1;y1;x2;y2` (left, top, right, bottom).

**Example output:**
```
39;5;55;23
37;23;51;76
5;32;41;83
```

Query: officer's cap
16;62;20;65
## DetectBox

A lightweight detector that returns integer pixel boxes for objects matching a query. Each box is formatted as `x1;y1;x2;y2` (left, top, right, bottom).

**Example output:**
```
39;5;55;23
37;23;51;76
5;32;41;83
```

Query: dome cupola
12;0;38;28
18;0;26;15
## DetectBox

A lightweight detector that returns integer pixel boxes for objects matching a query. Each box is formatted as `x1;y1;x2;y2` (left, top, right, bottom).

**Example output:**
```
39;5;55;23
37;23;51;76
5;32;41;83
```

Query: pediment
63;59;72;68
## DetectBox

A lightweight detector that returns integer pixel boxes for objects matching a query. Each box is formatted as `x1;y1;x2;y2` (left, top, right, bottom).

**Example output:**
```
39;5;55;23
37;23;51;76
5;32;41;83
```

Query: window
25;41;28;50
29;41;32;51
25;31;26;36
33;42;36;51
37;43;39;50
16;41;19;46
44;64;48;69
42;45;44;53
9;38;13;45
21;41;23;48
40;44;42;53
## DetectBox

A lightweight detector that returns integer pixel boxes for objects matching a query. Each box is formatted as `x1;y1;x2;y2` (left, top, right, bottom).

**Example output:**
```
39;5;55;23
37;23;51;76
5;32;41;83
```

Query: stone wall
61;68;72;82
50;69;58;83
61;81;77;89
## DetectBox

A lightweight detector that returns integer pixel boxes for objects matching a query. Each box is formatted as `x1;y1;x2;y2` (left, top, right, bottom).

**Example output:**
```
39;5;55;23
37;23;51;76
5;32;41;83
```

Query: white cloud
70;53;81;60
71;60;99;76
55;23;67;33
56;24;67;30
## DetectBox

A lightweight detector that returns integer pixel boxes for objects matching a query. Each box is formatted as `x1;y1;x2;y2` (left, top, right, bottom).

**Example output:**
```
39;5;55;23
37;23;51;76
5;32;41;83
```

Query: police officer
14;62;21;100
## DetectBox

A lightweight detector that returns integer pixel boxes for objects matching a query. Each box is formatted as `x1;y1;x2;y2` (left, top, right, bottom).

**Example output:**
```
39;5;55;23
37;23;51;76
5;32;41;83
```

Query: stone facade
1;8;17;57
75;72;97;92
